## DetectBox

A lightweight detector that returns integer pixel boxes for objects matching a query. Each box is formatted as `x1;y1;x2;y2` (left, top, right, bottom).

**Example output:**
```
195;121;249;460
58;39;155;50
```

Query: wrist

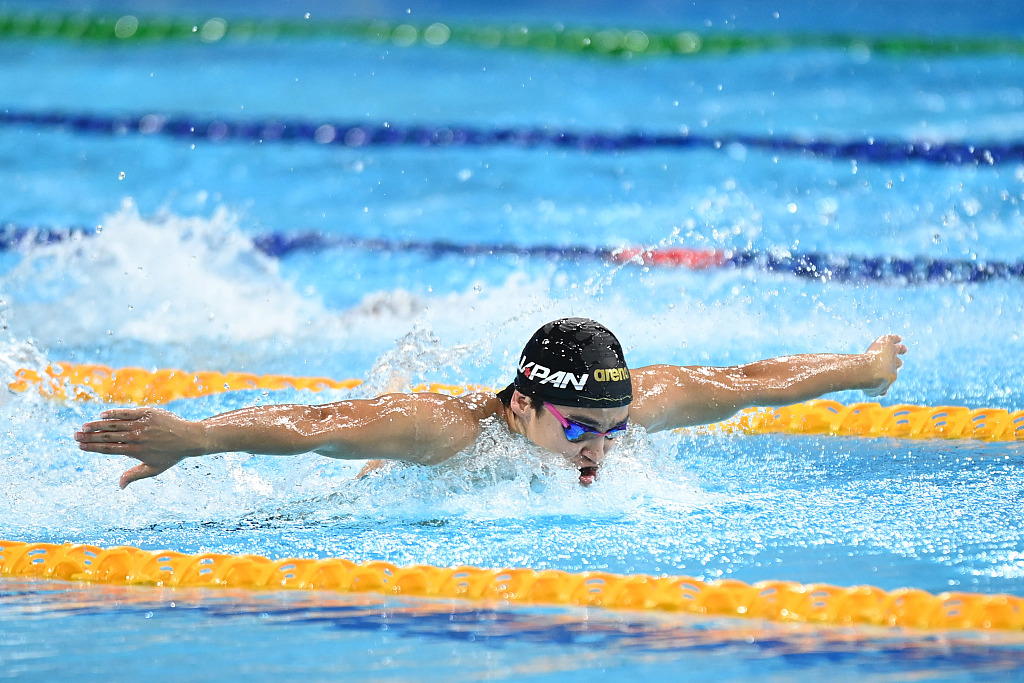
188;420;214;457
856;352;889;394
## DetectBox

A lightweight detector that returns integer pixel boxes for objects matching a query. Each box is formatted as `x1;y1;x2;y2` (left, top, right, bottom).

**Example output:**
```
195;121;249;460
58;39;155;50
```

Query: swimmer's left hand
861;334;908;397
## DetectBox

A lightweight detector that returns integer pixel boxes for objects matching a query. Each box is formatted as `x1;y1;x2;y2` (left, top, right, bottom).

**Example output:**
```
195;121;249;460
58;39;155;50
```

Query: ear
509;389;535;420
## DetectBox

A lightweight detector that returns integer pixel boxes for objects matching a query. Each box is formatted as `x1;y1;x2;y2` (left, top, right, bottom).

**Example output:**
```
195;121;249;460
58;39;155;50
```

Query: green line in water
1;12;1021;58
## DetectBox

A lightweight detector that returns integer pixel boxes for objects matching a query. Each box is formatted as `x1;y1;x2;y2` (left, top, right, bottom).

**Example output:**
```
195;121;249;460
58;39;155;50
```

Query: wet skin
75;335;908;489
505;394;629;485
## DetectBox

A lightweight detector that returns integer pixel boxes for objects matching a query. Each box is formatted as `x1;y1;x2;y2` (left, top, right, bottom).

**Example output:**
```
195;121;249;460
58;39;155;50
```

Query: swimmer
75;318;907;488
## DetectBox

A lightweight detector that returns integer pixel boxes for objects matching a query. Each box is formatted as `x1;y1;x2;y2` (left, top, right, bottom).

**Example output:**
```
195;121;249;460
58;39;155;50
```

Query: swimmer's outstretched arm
75;393;496;489
629;334;908;433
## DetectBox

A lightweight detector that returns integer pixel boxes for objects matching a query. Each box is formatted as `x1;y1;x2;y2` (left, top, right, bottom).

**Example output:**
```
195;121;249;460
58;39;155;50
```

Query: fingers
120;463;164;489
872;334;906;348
75;421;140;452
77;407;179;487
79;408;159;433
75;428;135;443
76;419;143;456
100;408;150;420
870;334;909;361
76;441;139;455
890;338;908;356
79;417;138;433
862;335;906;399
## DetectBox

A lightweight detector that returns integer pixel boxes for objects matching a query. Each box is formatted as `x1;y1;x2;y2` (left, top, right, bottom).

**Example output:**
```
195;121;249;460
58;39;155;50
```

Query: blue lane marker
1;109;1021;165
2;223;1021;285
0;223;91;249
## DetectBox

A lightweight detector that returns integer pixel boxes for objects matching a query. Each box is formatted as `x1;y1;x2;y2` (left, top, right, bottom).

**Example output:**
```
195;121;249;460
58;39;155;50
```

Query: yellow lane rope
10;362;1024;441
8;362;488;403
2;540;1021;631
730;399;1024;441
7;367;1023;630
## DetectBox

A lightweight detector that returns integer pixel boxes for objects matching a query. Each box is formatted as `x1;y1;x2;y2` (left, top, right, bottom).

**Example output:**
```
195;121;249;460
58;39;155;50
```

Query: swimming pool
2;0;1024;679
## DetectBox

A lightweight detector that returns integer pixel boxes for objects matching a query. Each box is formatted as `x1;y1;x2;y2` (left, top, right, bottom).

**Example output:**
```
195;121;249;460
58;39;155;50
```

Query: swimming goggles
545;403;628;442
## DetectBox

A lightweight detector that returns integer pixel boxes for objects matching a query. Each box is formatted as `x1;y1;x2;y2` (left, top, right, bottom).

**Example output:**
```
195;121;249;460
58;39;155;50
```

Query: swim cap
514;318;632;408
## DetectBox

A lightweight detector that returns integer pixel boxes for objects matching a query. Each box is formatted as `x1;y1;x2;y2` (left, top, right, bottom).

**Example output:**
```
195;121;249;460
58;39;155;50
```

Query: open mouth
579;466;598;486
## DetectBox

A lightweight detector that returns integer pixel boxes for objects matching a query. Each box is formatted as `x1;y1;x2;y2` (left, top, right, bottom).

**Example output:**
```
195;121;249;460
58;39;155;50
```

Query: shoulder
630;364;701;395
311;390;501;425
392;391;504;462
631;364;738;397
307;391;503;465
406;390;502;422
629;364;739;432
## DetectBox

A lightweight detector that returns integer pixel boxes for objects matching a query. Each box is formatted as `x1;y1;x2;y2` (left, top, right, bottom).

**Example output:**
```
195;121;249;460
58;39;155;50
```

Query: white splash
0;199;325;346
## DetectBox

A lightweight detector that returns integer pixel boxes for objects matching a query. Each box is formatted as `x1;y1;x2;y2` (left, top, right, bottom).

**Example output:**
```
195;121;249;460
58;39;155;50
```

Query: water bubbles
313;125;337;144
199;18;227;43
674;31;701;54
391;24;417;47
961;197;982;217
726;143;747;161
848;41;872;64
423;23;451;46
113;15;139;39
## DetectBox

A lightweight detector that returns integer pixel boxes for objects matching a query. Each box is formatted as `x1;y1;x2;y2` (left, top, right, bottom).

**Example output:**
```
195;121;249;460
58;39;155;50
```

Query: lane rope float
11;362;1024;442
2;108;1019;166
3;222;1022;286
2;11;1023;59
1;540;1021;631
8;362;486;405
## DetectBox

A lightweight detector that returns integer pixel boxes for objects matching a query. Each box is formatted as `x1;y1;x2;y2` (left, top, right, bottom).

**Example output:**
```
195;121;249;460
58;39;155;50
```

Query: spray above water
0;200;325;348
279;417;704;525
358;323;485;395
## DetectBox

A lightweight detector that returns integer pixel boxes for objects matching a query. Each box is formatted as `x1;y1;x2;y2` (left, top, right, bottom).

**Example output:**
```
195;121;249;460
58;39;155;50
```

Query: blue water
2;0;1024;680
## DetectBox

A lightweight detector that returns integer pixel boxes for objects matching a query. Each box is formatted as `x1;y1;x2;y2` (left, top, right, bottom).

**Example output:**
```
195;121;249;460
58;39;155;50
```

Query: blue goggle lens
563;421;627;442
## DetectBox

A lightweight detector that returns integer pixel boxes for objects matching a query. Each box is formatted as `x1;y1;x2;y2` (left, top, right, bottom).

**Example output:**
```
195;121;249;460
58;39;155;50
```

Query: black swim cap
514;318;632;408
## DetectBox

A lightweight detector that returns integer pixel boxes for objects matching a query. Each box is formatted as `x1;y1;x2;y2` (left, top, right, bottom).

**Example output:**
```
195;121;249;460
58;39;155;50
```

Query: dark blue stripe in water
2;109;1023;166
3;223;1022;286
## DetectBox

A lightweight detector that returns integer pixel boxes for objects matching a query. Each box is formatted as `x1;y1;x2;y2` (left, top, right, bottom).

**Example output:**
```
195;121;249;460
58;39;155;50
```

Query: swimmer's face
510;391;628;486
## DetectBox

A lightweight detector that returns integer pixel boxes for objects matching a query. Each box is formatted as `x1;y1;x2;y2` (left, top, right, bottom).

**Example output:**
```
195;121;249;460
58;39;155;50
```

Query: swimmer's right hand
861;334;908;398
75;407;207;489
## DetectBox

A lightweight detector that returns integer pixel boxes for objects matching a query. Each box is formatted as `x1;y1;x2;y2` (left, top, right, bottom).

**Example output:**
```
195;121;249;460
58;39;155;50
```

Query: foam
0;201;909;375
0;203;1019;546
0;200;325;347
0;376;706;538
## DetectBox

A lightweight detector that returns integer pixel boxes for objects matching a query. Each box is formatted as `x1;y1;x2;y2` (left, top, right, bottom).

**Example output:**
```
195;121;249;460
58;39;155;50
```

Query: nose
579;437;610;464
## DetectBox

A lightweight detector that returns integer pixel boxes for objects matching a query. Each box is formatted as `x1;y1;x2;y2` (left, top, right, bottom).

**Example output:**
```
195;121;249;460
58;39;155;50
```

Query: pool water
2;0;1024;680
